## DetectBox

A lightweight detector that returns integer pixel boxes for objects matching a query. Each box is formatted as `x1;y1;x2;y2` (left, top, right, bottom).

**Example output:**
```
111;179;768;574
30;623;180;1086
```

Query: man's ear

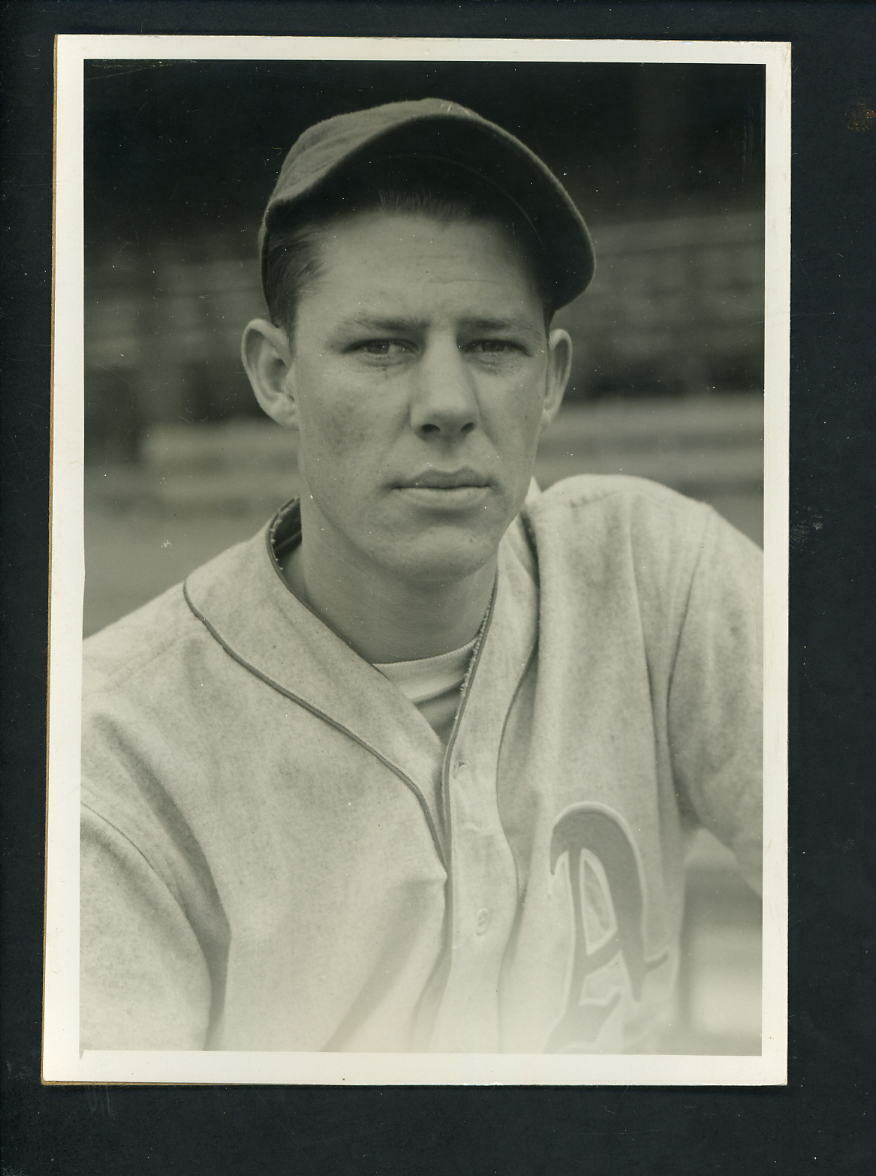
541;327;573;431
241;318;299;430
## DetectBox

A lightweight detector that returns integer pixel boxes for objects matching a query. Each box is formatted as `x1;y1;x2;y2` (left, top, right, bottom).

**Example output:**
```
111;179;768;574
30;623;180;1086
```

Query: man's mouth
393;469;493;510
397;468;489;490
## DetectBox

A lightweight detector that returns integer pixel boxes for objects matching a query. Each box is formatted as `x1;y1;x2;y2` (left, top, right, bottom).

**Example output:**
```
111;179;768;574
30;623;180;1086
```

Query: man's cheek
494;376;544;435
301;416;376;498
302;405;357;460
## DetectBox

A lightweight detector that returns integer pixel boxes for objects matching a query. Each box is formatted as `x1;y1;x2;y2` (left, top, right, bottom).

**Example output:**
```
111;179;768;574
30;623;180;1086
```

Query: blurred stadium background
82;59;765;1054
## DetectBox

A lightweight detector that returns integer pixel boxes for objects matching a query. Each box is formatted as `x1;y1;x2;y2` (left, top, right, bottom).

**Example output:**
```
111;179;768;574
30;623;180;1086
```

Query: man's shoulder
525;473;712;534
84;581;191;694
516;473;760;616
83;532;260;701
514;474;722;604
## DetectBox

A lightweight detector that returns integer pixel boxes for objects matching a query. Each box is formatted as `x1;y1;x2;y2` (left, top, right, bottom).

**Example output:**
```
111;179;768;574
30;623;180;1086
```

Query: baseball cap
260;97;595;310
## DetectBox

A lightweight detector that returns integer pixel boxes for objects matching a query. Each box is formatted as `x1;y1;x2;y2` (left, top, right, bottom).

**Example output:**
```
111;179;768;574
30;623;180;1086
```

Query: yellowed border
44;34;790;1086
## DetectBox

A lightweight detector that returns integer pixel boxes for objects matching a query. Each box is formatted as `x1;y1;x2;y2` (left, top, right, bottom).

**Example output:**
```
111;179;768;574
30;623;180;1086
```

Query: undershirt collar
376;639;477;743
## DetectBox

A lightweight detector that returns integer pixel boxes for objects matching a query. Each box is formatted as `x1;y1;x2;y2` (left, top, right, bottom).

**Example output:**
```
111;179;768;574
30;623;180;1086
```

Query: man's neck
281;523;496;666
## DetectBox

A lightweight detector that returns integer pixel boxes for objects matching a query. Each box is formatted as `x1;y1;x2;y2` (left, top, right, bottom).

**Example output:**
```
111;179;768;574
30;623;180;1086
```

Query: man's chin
387;528;506;588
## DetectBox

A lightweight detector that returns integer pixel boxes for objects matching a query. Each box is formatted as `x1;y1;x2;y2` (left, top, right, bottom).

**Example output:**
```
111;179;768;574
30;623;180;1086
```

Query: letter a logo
546;805;668;1052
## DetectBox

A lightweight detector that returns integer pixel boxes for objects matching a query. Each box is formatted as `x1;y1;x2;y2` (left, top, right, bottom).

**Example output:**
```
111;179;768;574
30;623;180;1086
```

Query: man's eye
466;339;524;355
353;339;412;357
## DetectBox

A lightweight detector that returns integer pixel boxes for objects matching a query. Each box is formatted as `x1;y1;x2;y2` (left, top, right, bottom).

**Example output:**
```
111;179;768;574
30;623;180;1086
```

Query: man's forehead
329;312;544;336
308;268;547;333
318;206;529;253
272;208;553;332
310;210;547;297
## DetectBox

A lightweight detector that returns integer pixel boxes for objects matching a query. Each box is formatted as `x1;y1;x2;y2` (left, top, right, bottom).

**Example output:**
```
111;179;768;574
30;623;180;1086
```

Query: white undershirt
375;637;477;745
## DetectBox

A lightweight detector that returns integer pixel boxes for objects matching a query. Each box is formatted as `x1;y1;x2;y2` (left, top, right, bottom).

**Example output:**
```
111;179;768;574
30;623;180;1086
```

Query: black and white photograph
43;35;789;1085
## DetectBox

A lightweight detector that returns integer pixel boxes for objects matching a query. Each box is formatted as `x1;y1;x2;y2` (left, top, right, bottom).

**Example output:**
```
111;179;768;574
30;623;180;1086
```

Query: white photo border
44;33;790;1086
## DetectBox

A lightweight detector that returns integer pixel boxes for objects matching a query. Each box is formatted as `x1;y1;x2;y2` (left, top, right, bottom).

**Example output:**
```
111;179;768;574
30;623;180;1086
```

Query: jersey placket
427;552;538;1052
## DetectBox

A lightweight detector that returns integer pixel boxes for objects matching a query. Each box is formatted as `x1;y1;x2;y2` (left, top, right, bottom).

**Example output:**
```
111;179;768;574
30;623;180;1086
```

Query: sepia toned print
45;37;789;1085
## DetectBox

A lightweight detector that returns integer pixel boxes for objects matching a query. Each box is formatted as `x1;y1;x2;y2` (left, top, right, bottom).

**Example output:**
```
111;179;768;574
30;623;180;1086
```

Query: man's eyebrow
330;314;541;335
460;316;541;335
331;315;429;334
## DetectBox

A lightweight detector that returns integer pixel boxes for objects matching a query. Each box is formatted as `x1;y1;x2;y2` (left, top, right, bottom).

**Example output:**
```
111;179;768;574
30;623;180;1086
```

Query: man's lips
395;468;490;490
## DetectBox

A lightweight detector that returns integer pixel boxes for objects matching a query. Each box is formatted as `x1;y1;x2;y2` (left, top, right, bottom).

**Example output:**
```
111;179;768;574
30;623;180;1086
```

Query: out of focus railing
559;210;764;399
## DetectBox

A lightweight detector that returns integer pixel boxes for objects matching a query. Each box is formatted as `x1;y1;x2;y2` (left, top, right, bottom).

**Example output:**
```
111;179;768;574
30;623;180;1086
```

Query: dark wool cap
260;97;595;309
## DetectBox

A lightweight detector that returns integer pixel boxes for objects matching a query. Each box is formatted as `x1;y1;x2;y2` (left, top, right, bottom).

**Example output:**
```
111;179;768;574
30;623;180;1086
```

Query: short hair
262;155;556;338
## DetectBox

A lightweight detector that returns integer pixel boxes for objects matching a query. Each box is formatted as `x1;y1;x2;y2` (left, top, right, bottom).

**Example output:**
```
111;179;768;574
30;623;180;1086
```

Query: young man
81;99;762;1053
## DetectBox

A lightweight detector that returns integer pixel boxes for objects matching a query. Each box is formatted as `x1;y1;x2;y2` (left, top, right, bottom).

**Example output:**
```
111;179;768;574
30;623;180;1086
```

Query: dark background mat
2;2;874;1174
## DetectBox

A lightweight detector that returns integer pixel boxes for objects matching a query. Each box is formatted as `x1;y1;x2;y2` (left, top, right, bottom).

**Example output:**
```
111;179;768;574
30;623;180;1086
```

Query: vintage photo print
45;35;789;1085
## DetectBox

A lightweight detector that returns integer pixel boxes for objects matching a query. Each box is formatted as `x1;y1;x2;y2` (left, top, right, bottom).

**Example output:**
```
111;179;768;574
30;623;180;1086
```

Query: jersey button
475;908;491;935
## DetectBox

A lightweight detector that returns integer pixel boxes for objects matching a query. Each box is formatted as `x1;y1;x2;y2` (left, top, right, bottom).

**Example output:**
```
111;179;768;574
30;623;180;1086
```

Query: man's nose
409;345;479;438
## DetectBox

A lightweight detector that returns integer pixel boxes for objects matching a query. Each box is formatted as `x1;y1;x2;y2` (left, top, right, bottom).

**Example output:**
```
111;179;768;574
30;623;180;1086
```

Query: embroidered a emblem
546;804;669;1052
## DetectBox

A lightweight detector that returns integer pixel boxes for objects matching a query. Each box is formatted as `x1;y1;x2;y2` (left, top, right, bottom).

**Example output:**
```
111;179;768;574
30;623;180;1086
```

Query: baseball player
81;99;762;1054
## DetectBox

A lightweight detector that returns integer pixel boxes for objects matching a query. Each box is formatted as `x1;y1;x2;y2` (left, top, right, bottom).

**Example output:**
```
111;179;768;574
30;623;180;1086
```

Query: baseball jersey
80;475;762;1053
